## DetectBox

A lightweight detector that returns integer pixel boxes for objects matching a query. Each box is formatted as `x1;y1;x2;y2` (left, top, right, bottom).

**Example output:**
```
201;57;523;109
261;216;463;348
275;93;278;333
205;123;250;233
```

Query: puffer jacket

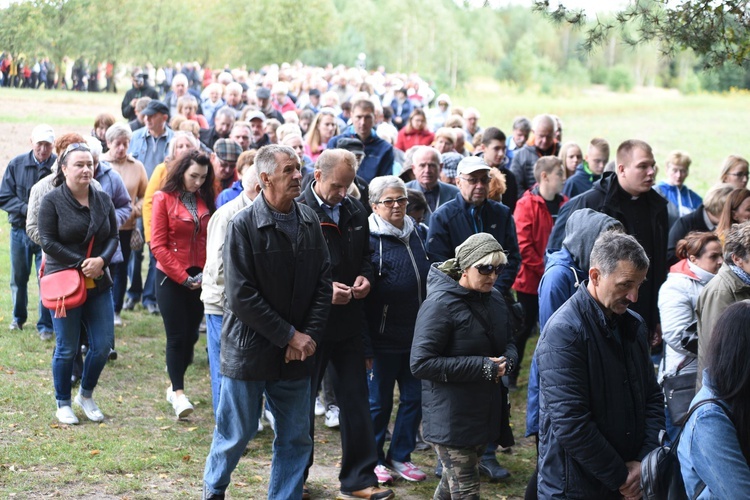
220;194;332;381
411;264;517;448
536;285;663;499
150;191;210;285
364;215;430;355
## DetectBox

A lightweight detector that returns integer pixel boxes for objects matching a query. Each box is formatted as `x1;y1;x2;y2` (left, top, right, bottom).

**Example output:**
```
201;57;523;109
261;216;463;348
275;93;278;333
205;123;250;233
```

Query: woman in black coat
411;232;517;499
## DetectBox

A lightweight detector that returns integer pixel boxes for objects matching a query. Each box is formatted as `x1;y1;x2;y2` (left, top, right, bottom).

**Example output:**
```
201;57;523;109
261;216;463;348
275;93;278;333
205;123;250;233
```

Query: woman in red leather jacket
151;150;215;418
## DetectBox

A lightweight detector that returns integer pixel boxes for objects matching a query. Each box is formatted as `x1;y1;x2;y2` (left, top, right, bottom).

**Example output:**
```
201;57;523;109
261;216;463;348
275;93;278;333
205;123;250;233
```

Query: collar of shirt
311;181;343;223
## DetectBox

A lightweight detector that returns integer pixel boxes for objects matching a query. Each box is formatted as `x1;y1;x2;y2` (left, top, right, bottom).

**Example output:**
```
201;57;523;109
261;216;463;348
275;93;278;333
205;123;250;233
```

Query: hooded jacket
563;161;601;199
364;214;430;355
537;285;663;499
411;264;517;447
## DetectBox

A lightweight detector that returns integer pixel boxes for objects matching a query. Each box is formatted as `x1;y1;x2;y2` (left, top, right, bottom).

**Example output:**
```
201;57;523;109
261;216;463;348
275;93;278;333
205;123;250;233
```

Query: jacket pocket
378;304;389;335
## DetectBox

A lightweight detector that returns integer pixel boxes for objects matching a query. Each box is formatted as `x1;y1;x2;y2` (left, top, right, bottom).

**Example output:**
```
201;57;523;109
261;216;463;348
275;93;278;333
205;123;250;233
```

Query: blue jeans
368;351;422;464
126;220;156;307
205;313;223;414
51;287;114;406
10;226;53;332
203;376;312;499
112;229;132;313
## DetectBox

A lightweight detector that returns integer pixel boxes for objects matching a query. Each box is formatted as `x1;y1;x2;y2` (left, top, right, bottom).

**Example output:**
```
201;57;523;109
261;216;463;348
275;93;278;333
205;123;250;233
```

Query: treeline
1;0;748;93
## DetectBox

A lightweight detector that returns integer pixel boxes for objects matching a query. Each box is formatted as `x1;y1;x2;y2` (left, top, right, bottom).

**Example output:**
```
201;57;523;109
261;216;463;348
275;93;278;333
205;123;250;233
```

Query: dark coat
411;264;517;448
0;150;56;228
297;182;373;342
364;218;430;355
219;193;332;381
563;162;601;199
121;84;160;120
328;130;395;183
667;205;710;266
536;285;664;499
426;192;520;294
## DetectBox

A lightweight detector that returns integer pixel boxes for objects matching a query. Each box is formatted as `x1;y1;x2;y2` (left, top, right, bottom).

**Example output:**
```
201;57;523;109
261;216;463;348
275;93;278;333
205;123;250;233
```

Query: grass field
1;82;750;498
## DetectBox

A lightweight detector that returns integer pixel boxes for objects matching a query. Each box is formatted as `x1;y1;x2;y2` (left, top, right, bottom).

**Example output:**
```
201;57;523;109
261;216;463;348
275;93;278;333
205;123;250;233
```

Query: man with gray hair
510;114;560;196
405;146;459;225
297;148;394;500
536;231;663;499
202;145;332;500
200;107;235;151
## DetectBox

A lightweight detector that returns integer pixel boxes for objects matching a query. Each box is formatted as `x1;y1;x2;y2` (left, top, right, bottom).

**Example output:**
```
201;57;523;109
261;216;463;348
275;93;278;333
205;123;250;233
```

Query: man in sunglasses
425;155;521;482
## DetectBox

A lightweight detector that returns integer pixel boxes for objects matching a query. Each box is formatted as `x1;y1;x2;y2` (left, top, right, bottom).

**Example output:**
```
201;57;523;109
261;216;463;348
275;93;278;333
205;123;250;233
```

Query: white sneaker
172;394;194;419
113;313;123;327
257;418;264;432
74;394;104;422
56;405;79;425
166;386;175;405
314;396;326;416
264;408;276;432
325;405;340;428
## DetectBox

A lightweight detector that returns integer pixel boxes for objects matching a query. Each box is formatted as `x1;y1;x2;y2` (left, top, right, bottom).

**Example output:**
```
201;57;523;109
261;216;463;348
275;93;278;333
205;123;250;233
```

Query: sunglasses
474;264;505;276
376;197;408;208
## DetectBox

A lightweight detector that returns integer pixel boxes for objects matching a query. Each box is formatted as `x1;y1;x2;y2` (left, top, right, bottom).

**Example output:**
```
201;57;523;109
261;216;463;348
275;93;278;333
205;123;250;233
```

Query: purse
130;227;144;252
662;371;697;426
39;238;94;318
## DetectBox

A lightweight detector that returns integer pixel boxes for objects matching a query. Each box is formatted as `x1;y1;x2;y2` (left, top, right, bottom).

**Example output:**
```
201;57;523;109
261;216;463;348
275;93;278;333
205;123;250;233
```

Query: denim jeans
203;376;312;498
10;226;53;332
368;351;422;464
51;287;114;406
112;229;132;313
205;313;223;414
126;219;156;307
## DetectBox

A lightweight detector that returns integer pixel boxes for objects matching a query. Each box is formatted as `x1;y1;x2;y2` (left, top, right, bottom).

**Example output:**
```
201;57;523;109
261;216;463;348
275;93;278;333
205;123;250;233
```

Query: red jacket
512;188;568;294
151;191;210;285
395;127;434;152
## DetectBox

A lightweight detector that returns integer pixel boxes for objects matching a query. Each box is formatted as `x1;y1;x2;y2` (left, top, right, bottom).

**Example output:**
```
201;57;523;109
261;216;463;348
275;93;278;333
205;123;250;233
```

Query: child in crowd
562;137;610;198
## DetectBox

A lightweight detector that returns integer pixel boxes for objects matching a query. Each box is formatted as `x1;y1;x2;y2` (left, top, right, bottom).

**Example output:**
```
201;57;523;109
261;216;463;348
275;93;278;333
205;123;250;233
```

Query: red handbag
39;238;94;318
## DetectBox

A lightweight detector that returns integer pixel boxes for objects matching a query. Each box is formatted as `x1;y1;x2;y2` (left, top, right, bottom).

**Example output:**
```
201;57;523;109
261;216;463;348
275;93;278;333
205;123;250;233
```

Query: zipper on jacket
405;242;423;304
379;304;389;335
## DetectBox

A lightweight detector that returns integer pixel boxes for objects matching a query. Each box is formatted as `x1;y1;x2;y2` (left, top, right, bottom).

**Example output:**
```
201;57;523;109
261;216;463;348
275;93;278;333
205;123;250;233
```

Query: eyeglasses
728;172;749;179
474;264;505;276
460;175;491;185
376;197;408;208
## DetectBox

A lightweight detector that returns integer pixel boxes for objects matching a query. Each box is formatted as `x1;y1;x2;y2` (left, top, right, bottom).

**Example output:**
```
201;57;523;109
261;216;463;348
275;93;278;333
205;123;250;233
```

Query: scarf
368;213;414;243
729;264;750;286
688;261;716;284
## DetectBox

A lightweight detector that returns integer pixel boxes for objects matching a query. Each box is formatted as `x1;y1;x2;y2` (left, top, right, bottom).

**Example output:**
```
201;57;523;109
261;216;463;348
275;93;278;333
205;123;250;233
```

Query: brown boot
336;486;395;500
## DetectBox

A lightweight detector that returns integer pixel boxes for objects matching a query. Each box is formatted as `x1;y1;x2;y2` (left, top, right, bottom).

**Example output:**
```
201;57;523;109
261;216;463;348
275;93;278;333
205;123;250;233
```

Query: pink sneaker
374;464;394;484
388;459;427;482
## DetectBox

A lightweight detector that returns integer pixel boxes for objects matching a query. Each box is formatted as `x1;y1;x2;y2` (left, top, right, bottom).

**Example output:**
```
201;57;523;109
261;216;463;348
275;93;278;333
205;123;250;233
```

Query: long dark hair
707;301;750;463
161;150;216;213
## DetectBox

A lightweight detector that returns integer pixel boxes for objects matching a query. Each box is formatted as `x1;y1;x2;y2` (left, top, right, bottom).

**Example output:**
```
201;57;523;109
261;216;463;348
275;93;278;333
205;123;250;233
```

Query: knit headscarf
455;233;505;269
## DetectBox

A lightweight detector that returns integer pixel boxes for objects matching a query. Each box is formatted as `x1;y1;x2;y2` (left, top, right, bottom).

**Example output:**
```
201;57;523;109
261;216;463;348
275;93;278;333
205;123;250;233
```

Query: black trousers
305;333;379;491
511;291;539;383
156;269;203;392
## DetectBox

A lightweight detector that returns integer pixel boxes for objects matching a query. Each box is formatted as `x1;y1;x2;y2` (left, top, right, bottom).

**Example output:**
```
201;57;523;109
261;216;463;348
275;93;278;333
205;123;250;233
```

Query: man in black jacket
537;231;663;499
120;68;160;121
297;149;394;500
202;145;332;500
548;140;668;349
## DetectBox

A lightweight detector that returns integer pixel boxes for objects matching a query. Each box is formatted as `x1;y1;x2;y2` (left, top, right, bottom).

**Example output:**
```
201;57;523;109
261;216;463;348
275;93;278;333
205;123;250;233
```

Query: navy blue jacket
563;162;601;199
426;192;520;294
328;130;394;183
389;98;413;130
0;151;56;228
365;219;430;355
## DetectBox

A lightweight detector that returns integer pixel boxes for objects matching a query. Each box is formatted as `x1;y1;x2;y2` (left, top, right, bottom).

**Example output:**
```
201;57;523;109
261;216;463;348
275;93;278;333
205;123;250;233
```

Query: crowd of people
2;60;750;500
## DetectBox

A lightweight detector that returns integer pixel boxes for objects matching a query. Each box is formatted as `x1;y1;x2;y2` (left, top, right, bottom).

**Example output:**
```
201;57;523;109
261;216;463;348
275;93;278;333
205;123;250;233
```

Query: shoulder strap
673;398;728;448
86;236;95;259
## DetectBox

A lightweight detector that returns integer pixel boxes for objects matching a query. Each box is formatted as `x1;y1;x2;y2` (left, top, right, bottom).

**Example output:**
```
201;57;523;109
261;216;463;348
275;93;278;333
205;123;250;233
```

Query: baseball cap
141;100;170;117
308;89;321;97
256;87;271;100
214;139;243;163
336;137;365;155
31;124;55;144
457;156;490;177
246;110;266;122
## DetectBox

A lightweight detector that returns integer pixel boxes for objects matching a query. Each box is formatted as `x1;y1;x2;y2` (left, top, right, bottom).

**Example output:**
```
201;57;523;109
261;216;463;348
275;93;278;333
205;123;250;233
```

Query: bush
607;65;634;92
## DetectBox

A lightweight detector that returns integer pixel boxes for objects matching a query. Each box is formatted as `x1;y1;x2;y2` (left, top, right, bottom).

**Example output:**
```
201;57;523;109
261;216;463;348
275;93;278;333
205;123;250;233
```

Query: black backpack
641;398;728;500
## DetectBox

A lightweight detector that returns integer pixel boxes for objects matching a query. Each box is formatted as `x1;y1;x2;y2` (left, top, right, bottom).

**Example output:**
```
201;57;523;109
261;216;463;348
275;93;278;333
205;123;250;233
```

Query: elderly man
121;68;159;121
211;139;242;196
256;87;284;123
328;99;395;183
223;82;246;119
246;111;271;150
200;107;235;151
228;122;252;152
510;114;560;197
164;73;201;119
405;146;459;225
201;165;261;414
548;140;668;351
463;107;482;144
202;145;332;500
126;100;175;315
0;124;57;338
297;149;394;500
537;231;663;499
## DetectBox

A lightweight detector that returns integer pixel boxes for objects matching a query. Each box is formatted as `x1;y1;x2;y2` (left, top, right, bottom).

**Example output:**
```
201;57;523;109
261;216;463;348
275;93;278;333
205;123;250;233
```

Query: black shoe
479;457;511;482
9;321;23;331
146;303;160;315
123;297;137;311
202;483;224;500
108;349;118;361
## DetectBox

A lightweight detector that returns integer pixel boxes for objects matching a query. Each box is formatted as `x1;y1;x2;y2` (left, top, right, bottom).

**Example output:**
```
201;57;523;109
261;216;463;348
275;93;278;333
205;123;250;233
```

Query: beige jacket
103;153;148;231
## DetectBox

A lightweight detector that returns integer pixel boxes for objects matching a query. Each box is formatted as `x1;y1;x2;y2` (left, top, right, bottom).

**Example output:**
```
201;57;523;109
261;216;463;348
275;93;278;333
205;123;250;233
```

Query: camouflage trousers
432;443;486;499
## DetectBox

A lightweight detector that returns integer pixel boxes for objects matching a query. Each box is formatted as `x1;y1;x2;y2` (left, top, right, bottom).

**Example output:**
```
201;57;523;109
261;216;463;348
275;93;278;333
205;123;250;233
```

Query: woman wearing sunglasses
37;143;120;425
411;232;517;499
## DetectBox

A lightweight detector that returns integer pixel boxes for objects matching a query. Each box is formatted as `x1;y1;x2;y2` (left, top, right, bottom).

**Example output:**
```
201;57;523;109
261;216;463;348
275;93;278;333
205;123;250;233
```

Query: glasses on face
729;171;749;179
376;197;408;208
474;264;505;276
460;175;491;185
